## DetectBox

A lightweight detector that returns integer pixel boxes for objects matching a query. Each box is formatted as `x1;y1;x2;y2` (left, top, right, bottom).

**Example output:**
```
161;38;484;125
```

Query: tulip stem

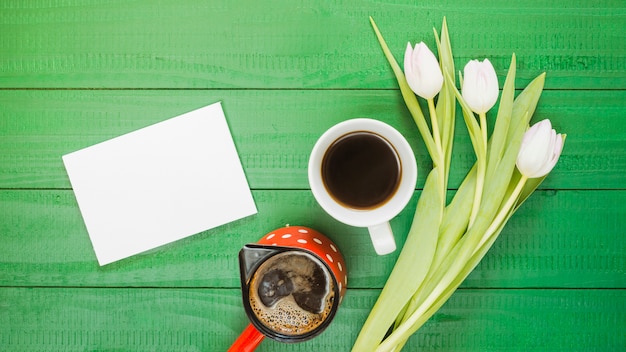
474;174;528;254
428;98;446;197
468;112;488;228
479;112;488;151
428;99;443;154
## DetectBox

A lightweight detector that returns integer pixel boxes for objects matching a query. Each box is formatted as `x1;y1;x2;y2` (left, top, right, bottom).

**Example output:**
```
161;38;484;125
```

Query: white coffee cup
308;118;417;255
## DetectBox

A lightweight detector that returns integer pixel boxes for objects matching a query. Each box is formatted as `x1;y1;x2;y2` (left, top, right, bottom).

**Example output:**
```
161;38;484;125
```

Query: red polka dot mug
228;225;347;351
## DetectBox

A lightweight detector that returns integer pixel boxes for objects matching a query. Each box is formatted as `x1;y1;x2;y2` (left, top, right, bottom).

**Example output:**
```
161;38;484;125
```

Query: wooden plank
1;89;624;190
0;0;624;89
1;189;624;289
0;287;624;351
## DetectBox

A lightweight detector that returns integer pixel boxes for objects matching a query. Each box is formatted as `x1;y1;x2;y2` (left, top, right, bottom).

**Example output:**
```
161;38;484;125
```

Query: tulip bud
403;42;443;99
516;119;564;178
461;59;499;114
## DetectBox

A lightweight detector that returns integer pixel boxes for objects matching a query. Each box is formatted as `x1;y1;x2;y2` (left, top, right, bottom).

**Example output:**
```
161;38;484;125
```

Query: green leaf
397;199;516;340
387;86;556;348
395;164;476;329
507;72;546;147
435;18;455;84
384;81;542;349
444;70;484;163
362;18;556;352
393;18;460;332
434;17;456;189
351;168;444;351
486;54;516;182
482;72;546;204
432;164;476;264
369;17;439;162
380;177;522;351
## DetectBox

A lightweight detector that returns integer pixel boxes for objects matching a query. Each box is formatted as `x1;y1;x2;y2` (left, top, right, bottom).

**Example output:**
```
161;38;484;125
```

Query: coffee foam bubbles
248;251;336;336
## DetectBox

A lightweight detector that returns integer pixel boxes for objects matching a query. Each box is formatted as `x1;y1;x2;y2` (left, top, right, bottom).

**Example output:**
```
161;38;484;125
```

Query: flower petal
462;59;499;114
404;42;442;99
516;119;564;178
481;59;499;112
404;42;417;89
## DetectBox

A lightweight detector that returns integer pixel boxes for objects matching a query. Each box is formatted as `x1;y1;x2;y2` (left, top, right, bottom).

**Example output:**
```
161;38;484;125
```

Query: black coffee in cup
321;131;401;209
248;251;336;336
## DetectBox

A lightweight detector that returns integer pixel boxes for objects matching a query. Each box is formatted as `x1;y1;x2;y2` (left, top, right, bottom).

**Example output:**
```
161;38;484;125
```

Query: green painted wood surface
1;189;624;289
1;0;625;351
1;288;625;351
1;1;625;89
1;90;625;190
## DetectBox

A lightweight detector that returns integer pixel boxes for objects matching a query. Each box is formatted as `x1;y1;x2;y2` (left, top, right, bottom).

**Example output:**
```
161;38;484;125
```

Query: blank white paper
62;102;257;265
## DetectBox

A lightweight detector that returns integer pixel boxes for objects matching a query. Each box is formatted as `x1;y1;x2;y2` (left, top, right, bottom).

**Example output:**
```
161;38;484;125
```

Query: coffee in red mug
229;225;347;351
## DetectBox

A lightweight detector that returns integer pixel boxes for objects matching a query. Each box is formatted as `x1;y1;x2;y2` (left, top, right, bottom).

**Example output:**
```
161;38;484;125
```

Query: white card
62;102;257;265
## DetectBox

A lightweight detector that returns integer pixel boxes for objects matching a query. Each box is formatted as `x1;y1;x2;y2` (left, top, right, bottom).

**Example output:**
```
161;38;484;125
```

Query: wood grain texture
1;189;624;289
1;288;624;351
1;0;624;350
1;89;624;190
1;0;625;89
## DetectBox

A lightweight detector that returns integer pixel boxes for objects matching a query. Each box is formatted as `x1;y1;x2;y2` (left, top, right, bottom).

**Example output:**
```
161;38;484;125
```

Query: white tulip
516;119;564;178
461;59;499;114
403;42;443;99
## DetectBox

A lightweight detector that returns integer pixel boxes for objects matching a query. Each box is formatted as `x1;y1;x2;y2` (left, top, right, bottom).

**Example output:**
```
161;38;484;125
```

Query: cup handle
228;323;265;352
367;222;396;255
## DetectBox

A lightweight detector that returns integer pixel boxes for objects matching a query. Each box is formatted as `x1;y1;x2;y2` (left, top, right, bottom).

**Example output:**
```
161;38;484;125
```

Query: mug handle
228;324;265;352
367;222;396;255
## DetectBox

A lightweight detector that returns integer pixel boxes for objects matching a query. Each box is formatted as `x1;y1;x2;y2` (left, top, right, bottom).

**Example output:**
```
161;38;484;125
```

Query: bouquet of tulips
352;18;566;352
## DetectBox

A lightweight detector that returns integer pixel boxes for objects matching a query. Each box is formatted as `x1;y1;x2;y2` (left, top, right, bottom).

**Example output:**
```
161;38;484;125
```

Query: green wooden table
1;1;625;351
